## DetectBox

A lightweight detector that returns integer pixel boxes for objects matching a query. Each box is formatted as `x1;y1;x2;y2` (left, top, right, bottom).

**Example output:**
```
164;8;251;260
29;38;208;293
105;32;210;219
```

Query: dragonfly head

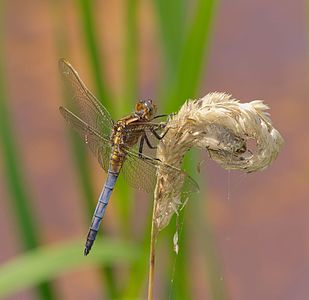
135;99;157;121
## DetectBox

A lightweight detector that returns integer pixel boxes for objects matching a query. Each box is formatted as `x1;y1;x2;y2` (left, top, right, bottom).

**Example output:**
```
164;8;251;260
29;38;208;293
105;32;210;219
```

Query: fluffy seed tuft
153;92;284;231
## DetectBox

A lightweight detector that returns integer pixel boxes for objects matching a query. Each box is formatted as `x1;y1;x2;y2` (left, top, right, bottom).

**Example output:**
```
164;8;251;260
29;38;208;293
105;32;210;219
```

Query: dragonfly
59;59;198;255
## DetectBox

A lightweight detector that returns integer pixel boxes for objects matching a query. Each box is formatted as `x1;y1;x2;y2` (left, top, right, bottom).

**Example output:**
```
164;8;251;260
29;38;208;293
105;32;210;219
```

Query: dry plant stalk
147;92;283;300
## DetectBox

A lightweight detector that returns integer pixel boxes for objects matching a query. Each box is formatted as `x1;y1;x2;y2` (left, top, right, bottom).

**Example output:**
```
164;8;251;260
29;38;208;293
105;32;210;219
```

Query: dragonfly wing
59;58;114;138
60;107;111;172
121;152;157;193
121;148;199;195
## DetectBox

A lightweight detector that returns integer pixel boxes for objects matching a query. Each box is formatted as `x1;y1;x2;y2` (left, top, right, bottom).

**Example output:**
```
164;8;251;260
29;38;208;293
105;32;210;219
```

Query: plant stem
147;195;159;300
147;235;155;300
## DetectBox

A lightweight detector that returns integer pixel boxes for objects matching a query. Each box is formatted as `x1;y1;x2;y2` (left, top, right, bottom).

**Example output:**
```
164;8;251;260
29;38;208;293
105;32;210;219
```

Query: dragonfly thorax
134;99;157;121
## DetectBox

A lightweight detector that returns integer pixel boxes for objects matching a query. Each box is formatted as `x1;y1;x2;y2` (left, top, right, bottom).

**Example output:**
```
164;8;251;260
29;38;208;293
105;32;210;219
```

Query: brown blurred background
0;0;308;299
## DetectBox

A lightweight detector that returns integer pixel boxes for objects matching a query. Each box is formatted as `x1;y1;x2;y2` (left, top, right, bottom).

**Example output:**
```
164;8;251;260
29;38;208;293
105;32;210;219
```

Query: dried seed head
153;92;284;231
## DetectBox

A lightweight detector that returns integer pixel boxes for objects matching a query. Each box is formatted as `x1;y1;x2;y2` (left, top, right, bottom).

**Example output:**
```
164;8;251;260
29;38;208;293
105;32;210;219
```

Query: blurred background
0;0;308;299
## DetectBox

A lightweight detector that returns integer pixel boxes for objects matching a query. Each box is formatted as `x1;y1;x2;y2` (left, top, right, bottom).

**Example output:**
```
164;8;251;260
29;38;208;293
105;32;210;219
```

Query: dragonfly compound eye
135;102;143;112
144;99;156;112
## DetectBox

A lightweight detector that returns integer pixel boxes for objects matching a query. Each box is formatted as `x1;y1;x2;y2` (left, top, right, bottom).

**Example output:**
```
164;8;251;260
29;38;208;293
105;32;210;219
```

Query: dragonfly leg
150;127;169;140
144;133;157;149
139;133;157;158
153;114;168;120
138;135;145;158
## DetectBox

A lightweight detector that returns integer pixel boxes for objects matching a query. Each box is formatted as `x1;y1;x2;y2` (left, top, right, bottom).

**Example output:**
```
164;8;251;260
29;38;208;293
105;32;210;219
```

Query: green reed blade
51;0;96;219
0;6;55;300
111;0;140;236
0;239;139;298
0;91;37;256
122;0;139;112
194;199;229;300
153;1;225;299
162;0;218;112
77;0;113;113
52;4;96;215
0;73;55;300
153;0;186;76
161;212;190;300
120;212;152;299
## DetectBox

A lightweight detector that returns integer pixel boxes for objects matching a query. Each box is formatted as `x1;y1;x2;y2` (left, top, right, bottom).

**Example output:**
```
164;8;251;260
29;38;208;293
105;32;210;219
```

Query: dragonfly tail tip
84;248;90;256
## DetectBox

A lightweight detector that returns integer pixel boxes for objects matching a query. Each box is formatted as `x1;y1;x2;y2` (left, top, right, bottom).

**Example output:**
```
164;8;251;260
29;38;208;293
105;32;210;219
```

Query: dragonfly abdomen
84;170;119;256
109;144;126;173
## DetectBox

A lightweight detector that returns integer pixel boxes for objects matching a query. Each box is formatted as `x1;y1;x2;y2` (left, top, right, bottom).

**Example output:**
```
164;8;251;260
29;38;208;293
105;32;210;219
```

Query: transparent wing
121;152;157;193
59;58;114;138
121;148;199;194
60;107;111;172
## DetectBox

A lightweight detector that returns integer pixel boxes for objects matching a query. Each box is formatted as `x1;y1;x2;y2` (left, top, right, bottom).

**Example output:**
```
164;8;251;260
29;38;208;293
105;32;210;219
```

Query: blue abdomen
84;170;119;255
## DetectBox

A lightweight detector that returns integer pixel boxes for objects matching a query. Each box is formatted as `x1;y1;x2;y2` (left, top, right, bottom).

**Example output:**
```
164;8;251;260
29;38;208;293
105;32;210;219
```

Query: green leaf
162;0;218;112
0;3;55;298
153;1;226;299
153;0;186;76
122;0;139;112
0;239;140;298
77;0;113;113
